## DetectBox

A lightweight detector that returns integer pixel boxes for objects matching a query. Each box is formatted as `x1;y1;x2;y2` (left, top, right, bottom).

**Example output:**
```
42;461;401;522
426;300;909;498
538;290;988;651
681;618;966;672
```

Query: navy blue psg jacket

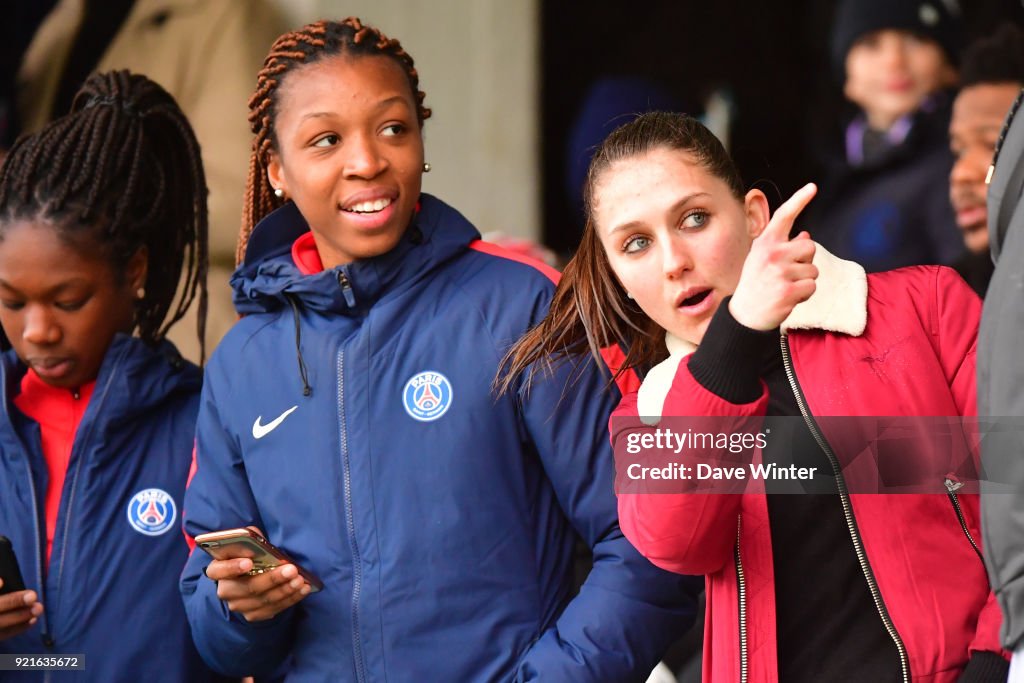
180;195;700;682
0;336;227;682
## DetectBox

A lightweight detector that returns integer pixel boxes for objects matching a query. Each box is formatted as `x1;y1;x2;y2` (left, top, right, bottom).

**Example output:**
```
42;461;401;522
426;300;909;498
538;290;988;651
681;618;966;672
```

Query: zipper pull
944;473;964;493
337;269;357;308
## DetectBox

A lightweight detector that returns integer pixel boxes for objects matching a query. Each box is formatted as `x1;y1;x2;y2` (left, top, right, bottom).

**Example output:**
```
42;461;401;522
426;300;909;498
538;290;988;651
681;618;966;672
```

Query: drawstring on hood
285;294;312;397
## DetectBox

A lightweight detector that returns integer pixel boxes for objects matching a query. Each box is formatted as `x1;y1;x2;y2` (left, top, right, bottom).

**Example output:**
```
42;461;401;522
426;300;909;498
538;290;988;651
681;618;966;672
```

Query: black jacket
810;93;962;272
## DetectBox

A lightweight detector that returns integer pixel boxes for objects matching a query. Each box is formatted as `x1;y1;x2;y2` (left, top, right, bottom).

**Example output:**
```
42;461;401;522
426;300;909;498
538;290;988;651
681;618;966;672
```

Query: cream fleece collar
636;243;867;422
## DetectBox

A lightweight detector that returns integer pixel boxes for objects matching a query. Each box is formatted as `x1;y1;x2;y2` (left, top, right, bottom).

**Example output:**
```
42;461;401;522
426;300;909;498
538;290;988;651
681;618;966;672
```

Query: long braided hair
239;17;431;264
0;70;209;361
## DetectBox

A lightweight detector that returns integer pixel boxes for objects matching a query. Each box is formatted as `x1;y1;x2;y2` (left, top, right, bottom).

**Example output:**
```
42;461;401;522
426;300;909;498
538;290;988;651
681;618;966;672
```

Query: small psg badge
126;488;177;536
403;370;453;422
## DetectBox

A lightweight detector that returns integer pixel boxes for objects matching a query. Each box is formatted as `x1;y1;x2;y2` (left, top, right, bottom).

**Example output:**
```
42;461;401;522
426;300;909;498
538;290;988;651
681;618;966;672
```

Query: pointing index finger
762;183;818;241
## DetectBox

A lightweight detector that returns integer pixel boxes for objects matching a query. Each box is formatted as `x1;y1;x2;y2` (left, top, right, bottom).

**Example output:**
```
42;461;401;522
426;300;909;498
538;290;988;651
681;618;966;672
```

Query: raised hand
729;183;819;331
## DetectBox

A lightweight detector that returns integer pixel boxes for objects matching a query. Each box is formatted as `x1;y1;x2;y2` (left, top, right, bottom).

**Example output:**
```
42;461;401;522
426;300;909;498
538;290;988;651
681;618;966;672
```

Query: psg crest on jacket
403;370;453;422
126;488;177;536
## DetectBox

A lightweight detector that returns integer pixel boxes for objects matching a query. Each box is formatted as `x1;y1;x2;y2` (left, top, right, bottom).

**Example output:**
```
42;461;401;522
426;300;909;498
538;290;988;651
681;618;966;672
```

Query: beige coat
17;0;288;362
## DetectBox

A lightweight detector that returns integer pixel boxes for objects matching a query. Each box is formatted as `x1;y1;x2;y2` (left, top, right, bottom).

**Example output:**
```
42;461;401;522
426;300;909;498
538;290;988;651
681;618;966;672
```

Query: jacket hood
987;90;1024;262
2;333;200;425
232;193;480;316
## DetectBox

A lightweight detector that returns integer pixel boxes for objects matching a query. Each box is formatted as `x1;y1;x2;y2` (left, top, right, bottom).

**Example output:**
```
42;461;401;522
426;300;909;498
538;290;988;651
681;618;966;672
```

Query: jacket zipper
338;270;356;308
47;348;120;654
337;350;367;682
735;516;748;683
780;335;910;683
943;476;986;568
51;418;88;637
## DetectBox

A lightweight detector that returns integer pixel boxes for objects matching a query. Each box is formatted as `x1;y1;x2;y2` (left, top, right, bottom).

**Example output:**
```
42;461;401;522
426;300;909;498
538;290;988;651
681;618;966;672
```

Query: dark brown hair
0;70;209;360
960;23;1024;89
497;111;743;394
238;17;431;264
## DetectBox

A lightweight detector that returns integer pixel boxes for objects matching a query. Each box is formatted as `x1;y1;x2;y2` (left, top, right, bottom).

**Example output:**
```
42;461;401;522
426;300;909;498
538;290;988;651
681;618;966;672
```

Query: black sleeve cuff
956;651;1009;682
687;296;777;403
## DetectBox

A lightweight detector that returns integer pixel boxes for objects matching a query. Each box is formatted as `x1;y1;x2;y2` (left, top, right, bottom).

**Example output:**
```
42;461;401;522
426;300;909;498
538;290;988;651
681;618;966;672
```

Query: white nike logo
252;405;299;439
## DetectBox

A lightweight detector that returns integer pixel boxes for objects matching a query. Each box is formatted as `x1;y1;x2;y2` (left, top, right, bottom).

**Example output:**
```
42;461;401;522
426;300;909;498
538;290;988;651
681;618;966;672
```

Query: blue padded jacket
180;195;700;682
0;336;227;682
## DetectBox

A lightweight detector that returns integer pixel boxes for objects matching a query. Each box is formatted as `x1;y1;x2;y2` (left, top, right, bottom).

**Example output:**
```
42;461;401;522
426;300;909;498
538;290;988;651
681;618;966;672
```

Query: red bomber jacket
612;246;1005;682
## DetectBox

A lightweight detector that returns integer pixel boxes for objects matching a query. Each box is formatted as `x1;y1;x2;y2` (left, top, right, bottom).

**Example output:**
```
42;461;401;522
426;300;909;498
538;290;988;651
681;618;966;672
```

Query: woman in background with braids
180;17;700;682
0;70;223;682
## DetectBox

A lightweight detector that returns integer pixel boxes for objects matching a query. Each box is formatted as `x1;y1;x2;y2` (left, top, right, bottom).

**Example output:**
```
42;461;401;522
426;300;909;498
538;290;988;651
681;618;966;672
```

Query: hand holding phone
0;536;42;640
196;528;320;622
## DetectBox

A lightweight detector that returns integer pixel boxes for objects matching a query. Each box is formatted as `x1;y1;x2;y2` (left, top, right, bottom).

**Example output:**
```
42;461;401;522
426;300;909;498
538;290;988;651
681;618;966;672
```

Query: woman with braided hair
180;16;700;682
0;71;225;681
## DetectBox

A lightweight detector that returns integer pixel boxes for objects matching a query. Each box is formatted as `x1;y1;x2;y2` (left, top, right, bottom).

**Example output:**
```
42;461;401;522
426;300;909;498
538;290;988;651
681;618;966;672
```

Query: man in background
949;23;1024;295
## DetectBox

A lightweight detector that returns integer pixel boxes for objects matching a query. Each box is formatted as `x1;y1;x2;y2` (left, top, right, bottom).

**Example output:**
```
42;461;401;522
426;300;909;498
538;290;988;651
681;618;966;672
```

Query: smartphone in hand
0;536;26;595
195;528;323;592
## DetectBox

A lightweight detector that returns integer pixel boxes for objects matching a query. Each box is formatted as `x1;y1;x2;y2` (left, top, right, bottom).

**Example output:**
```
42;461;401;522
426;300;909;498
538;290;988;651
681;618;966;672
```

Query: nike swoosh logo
252;405;299;439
